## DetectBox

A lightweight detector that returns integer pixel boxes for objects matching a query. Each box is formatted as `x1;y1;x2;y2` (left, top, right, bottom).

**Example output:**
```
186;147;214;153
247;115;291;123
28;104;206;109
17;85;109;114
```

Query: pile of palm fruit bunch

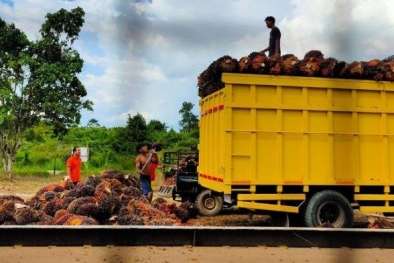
197;50;394;98
0;169;198;226
367;216;394;229
239;52;269;74
197;55;238;97
162;176;176;186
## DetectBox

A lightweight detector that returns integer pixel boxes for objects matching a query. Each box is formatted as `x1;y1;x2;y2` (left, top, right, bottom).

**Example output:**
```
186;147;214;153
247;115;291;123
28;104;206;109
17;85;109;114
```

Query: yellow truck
197;72;394;228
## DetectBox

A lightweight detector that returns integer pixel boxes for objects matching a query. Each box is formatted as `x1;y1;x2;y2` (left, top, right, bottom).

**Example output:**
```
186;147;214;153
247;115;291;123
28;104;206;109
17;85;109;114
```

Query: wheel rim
203;196;216;210
317;201;345;227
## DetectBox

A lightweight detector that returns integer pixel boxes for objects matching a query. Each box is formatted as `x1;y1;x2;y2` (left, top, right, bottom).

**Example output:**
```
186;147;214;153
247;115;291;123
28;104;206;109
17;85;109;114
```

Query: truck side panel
199;73;394;213
199;90;227;192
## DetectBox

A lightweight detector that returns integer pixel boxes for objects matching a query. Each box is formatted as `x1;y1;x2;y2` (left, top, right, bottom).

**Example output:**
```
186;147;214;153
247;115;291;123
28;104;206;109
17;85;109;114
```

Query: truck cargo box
198;73;394;224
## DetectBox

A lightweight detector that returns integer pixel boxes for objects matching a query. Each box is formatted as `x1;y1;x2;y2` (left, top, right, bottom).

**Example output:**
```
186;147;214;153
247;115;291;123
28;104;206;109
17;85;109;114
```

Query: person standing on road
261;16;281;57
66;146;82;185
135;143;154;202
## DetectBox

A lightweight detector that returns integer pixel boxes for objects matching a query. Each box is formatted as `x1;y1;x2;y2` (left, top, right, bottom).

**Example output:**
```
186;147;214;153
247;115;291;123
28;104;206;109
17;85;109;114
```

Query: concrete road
1;246;394;263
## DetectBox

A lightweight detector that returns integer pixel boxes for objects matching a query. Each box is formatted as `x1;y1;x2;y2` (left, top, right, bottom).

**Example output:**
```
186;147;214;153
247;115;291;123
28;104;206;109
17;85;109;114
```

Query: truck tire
195;189;223;216
304;190;353;228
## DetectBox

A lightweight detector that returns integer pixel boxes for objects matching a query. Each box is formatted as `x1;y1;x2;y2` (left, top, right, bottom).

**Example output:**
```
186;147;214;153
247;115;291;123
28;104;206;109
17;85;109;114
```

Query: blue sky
1;0;393;130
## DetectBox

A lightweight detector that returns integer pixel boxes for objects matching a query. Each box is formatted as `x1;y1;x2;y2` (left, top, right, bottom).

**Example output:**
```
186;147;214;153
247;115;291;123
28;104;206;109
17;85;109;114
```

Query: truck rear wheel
195;189;223;216
304;190;353;228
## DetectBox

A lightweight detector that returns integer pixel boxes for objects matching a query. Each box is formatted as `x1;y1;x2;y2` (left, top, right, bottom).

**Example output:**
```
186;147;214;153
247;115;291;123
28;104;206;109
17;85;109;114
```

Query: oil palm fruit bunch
64;215;99;225
319;57;338;77
268;54;282;75
298;57;321;77
333;61;347;77
197;68;209;88
304;50;324;61
383;55;394;62
179;201;199;219
197;62;217;97
35;184;64;197
215;55;238;73
101;169;125;182
250;52;269;74
14;207;40;225
382;61;394;81
380;56;394;81
363;59;384;80
85;175;103;188
0;200;16;224
55;210;74;225
349;61;365;78
340;61;364;78
238;56;251;72
296;50;325;77
43;199;63;216
280;54;299;75
205;80;225;96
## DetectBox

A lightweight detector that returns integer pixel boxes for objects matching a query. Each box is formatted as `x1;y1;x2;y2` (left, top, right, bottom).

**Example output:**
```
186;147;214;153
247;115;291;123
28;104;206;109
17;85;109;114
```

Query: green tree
87;119;100;127
178;102;199;133
109;127;130;154
0;7;92;179
126;113;148;143
145;119;167;149
108;113;149;156
147;119;167;133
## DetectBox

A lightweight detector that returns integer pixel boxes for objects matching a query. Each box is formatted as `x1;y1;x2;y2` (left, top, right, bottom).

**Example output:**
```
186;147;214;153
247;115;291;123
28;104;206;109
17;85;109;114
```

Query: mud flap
157;185;175;198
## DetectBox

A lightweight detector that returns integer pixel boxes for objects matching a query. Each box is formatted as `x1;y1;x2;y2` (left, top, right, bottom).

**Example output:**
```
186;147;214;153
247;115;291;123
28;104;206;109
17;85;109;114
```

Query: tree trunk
5;153;13;180
2;157;5;172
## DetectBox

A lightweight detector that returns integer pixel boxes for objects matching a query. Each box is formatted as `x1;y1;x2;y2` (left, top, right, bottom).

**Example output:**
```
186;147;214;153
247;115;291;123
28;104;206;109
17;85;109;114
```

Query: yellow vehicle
198;72;394;228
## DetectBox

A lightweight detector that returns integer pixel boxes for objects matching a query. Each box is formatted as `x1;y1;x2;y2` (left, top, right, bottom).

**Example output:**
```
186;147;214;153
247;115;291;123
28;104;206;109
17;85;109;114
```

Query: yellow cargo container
198;73;394;227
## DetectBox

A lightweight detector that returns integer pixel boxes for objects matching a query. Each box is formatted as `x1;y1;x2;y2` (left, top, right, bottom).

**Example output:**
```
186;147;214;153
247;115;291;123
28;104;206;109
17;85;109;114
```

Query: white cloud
2;0;394;130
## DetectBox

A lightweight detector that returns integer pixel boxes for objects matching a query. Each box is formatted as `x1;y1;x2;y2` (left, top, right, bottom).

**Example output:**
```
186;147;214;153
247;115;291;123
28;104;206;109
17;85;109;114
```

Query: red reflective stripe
200;174;223;183
201;104;225;116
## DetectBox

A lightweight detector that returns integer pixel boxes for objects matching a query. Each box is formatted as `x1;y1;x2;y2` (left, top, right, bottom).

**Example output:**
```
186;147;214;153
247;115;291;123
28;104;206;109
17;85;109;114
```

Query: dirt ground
2;246;394;263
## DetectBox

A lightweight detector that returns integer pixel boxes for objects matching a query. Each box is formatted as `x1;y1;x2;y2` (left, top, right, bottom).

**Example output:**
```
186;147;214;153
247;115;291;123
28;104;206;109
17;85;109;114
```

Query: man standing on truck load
65;146;82;185
135;143;155;202
261;16;281;57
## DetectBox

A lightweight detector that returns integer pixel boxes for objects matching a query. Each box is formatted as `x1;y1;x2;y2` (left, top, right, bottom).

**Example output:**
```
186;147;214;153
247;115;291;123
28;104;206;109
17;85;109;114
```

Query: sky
1;0;393;130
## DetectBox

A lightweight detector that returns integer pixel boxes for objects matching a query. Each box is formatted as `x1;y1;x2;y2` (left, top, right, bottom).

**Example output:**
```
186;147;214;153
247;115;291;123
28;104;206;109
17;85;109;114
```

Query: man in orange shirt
66;147;82;185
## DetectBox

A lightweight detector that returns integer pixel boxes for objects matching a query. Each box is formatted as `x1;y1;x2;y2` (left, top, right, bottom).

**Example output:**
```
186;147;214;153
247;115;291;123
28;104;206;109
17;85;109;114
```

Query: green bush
115;155;135;172
12;166;54;177
88;152;106;167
